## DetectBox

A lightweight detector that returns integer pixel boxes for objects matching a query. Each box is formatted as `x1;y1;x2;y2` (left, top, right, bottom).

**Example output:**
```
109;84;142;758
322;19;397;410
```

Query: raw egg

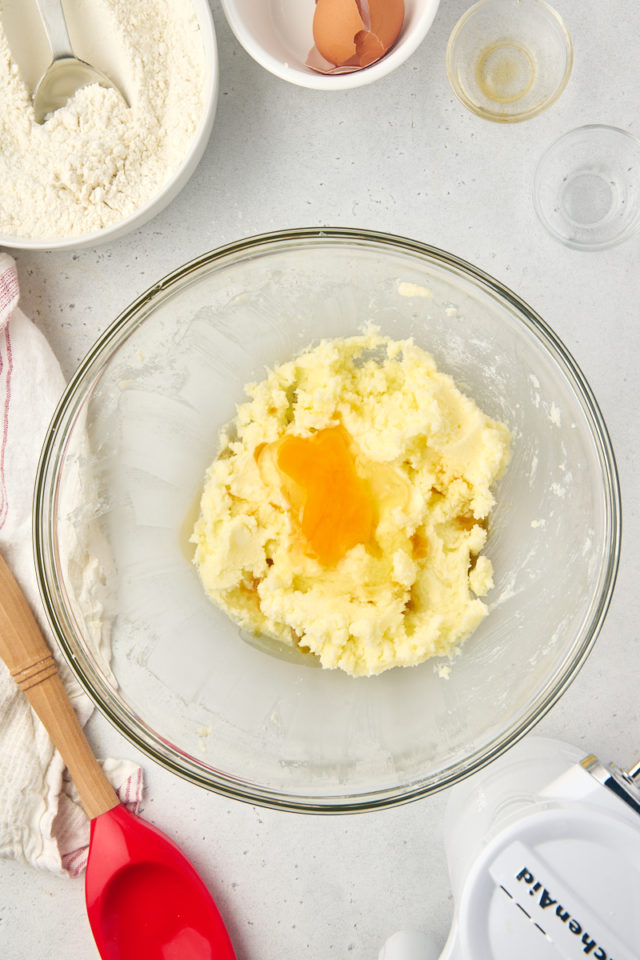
277;425;376;567
307;0;405;74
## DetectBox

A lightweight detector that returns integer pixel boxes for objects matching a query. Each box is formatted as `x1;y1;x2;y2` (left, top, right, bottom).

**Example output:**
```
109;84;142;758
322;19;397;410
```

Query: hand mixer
379;736;640;960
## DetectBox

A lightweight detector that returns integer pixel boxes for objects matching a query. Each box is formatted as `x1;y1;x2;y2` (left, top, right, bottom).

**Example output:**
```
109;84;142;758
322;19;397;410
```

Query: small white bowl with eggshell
219;0;441;89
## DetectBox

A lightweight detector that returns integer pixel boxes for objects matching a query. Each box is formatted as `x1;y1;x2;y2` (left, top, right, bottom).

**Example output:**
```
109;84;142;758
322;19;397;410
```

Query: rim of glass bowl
33;227;621;813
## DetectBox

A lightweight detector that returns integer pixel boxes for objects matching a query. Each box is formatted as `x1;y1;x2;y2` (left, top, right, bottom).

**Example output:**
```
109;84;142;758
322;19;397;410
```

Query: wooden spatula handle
0;553;119;820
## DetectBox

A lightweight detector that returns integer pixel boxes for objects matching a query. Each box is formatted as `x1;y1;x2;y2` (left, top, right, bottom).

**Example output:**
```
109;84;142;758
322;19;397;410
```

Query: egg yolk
276;425;376;566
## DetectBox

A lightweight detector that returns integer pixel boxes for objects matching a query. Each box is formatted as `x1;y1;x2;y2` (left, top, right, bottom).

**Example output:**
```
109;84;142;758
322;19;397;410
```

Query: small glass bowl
446;0;573;123
533;125;640;250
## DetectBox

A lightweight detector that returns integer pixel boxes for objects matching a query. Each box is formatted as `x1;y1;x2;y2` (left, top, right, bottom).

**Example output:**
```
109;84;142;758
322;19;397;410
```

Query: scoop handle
34;0;73;61
0;553;119;820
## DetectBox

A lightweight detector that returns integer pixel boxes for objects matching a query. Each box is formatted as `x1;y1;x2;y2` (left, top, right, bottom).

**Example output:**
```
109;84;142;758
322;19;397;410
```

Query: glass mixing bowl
34;228;620;812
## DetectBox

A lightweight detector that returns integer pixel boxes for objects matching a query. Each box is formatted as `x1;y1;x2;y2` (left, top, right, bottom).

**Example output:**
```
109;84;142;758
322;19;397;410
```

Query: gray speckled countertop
2;1;640;958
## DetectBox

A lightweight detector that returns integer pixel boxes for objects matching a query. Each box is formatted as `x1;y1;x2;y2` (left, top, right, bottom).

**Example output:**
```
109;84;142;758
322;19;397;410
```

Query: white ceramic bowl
219;0;441;90
0;0;218;252
35;228;620;812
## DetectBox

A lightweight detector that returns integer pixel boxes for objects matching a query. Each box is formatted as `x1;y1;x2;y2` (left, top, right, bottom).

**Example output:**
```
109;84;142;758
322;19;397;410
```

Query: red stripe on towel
0;324;13;529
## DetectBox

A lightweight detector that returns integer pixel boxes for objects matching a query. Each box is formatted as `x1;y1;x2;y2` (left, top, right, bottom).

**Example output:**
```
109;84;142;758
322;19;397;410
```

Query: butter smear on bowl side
191;331;511;677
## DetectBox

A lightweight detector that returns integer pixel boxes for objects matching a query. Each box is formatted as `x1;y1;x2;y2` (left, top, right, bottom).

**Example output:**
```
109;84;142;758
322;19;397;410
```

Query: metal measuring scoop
32;0;127;123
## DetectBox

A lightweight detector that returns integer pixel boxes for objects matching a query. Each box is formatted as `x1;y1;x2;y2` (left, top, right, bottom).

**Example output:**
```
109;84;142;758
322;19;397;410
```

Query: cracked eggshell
310;0;405;72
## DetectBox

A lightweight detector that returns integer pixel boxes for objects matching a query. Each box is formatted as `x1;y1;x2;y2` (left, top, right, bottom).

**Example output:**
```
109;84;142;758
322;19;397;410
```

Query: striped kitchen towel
0;252;143;878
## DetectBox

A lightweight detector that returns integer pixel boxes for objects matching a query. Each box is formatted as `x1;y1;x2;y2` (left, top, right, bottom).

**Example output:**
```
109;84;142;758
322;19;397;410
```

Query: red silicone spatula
0;553;236;960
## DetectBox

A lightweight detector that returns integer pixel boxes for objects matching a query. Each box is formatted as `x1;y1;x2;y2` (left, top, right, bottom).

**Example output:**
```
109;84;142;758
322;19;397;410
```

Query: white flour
0;0;206;240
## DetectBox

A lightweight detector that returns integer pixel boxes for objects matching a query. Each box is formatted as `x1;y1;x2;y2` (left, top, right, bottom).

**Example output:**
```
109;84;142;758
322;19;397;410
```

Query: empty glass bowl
446;0;573;122
34;228;620;812
533;125;640;250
